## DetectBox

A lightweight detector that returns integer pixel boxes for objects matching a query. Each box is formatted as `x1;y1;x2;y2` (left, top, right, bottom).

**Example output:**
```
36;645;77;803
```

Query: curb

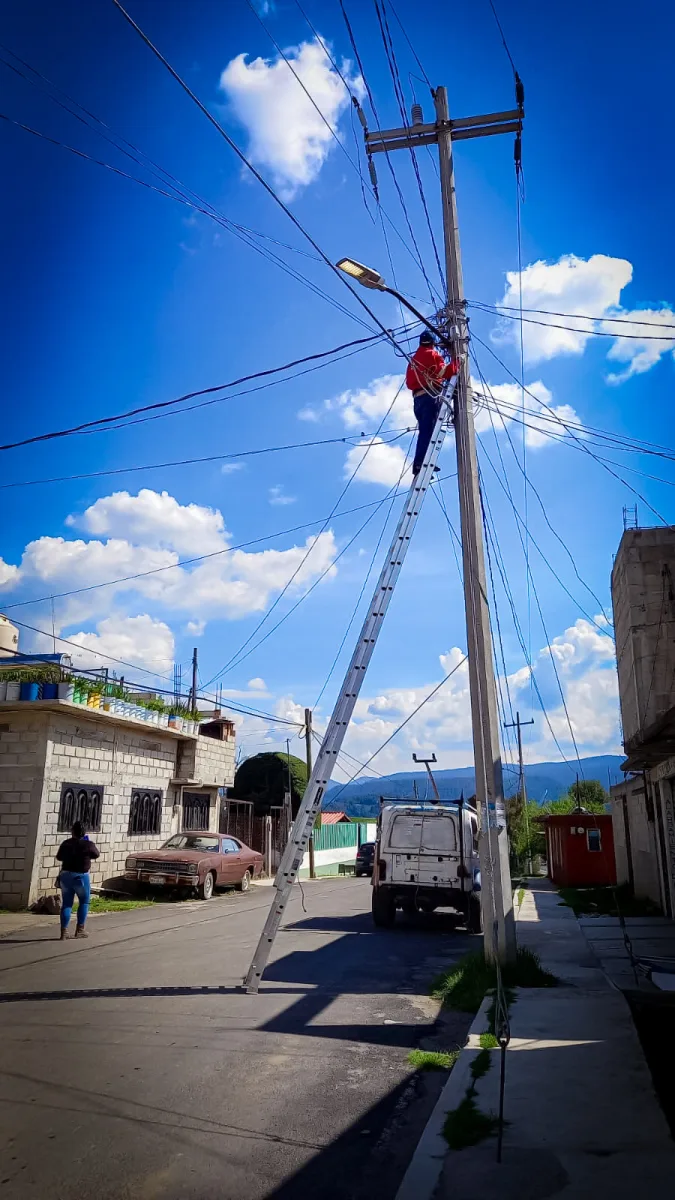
395;996;493;1200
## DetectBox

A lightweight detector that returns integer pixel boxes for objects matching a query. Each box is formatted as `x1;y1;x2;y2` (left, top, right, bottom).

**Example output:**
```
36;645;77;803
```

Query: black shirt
56;836;101;874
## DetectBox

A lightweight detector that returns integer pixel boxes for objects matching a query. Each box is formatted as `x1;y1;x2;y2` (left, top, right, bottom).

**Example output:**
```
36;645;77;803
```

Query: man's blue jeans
412;392;441;473
59;870;91;929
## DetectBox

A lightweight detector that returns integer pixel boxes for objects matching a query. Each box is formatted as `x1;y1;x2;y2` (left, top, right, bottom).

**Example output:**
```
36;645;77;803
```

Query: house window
128;791;163;836
587;828;602;853
58;784;103;832
183;792;211;831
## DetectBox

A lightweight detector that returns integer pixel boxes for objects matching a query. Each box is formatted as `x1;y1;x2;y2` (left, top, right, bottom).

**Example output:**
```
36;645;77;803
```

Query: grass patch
407;1048;459;1071
517;886;526;908
479;1031;499;1049
76;896;154;913
558;884;660;918
443;1094;501;1149
431;947;558;1014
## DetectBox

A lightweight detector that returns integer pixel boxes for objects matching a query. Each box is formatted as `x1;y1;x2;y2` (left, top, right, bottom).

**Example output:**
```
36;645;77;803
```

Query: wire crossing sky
1;0;674;777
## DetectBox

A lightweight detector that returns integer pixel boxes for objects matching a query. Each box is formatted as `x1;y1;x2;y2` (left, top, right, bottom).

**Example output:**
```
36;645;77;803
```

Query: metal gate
182;791;210;831
220;797;254;846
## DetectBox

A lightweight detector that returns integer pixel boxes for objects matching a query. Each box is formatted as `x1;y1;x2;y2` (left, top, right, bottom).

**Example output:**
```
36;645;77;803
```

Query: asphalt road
0;880;475;1200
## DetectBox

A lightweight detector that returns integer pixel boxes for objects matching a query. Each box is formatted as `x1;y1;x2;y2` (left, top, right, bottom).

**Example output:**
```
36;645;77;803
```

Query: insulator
353;98;368;130
368;156;379;197
515;73;525;112
411;102;424;126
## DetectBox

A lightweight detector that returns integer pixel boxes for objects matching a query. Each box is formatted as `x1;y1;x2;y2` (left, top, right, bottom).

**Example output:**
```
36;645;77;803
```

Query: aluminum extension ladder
243;378;458;992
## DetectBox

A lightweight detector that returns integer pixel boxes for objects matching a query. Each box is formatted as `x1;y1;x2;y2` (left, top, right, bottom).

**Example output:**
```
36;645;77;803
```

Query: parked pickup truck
371;799;482;931
125;832;263;900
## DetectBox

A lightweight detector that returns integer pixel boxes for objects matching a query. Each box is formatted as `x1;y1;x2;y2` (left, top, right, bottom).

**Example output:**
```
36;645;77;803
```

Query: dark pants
412;392;441;473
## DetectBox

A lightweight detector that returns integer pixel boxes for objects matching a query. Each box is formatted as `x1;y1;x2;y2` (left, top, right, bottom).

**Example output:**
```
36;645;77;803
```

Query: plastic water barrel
19;682;40;701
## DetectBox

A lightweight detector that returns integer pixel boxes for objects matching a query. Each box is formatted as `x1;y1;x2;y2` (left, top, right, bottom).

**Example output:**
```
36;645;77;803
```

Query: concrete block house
0;698;235;909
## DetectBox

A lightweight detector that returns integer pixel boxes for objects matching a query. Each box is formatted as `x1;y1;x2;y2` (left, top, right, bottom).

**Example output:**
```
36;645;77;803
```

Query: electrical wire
468;299;675;333
469;301;675;342
0;427;413;491
470;330;670;524
0;322;415;453
471;353;614;629
312;431;417;709
111;0;424;360
202;384;409;687
337;0;441;308
323;654;469;808
2;466;459;614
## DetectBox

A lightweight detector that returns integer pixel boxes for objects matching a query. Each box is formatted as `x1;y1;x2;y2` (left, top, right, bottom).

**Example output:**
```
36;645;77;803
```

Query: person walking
56;821;100;940
405;331;460;475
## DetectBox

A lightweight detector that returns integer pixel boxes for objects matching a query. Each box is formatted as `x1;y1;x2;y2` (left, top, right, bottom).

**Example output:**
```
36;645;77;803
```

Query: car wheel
198;871;215;901
237;869;251;893
372;888;396;928
467;892;483;934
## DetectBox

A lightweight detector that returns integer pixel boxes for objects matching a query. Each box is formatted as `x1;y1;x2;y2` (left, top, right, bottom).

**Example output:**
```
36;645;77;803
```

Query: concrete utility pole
505;712;535;875
188;646;198;712
412;752;441;803
305;708;316;879
366;89;522;962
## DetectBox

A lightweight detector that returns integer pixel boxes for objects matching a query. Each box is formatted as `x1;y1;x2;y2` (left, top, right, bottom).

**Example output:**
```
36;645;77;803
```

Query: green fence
313;822;375;852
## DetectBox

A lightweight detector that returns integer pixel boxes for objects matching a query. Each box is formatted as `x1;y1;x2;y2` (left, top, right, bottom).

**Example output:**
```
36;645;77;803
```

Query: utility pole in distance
188;646;198;712
504;712;535;875
305;708;316;879
366;89;522;963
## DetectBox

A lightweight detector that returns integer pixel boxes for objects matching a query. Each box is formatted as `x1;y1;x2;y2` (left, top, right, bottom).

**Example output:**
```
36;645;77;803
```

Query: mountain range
325;755;624;818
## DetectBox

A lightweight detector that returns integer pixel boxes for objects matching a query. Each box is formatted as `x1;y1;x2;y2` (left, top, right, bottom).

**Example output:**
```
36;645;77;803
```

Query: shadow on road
0;984;305;1004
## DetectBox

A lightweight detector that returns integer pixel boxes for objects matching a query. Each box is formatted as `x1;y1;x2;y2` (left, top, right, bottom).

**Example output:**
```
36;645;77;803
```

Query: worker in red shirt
405;331;460;476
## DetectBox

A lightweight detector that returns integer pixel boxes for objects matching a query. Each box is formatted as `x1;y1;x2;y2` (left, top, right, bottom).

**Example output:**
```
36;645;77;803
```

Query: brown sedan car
124;833;263;900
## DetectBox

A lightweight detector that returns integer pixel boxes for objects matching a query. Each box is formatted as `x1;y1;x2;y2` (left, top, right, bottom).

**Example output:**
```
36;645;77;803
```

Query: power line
486;0;520;79
0;323;415;453
471;352;614;629
0;110;372;332
469;300;675;342
336;0;441;307
0;427;413;491
469;299;675;333
201;383;409;687
2;466;460;614
111;0;422;355
470;330;670;524
323;655;469;808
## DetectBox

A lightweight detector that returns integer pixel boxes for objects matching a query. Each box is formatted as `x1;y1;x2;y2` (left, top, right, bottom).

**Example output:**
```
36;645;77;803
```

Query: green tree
232;751;308;815
544;779;609;815
506;793;545;872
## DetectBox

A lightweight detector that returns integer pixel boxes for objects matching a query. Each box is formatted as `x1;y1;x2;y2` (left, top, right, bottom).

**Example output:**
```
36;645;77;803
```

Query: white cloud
221;462;244;475
543;616;616;671
66;615;174;676
343;437;411;487
248;677;267;690
268;485;296;506
307;373;414;431
10;489;339;629
493;253;675;382
0;558;20;589
493;254;633;362
185;619;206;637
219;38;364;198
603;307;675;383
472;378;584;449
68;489;226;556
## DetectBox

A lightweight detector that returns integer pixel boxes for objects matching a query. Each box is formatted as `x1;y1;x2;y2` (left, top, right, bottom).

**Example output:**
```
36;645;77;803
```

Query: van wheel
467;893;483;934
372;888;396;928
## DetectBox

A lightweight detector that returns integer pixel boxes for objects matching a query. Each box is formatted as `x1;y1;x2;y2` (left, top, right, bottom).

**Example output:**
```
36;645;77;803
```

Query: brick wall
0;706;238;908
36;712;182;899
0;711;50;908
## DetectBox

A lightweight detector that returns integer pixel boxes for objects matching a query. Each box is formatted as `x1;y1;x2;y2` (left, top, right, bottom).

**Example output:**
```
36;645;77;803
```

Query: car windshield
162;835;220;853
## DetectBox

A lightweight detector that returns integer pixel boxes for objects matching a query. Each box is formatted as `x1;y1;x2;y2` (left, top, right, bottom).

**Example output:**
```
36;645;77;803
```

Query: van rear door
385;810;460;885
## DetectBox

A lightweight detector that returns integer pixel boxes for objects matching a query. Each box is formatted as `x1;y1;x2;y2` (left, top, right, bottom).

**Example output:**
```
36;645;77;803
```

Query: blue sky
2;0;674;775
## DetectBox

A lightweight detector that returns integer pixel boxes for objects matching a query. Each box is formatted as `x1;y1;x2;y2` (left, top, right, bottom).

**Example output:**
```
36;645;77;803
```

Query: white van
371;799;482;931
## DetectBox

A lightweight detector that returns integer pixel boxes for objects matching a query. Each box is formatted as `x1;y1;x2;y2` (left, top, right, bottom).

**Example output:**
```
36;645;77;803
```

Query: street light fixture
335;257;386;290
336;256;450;349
